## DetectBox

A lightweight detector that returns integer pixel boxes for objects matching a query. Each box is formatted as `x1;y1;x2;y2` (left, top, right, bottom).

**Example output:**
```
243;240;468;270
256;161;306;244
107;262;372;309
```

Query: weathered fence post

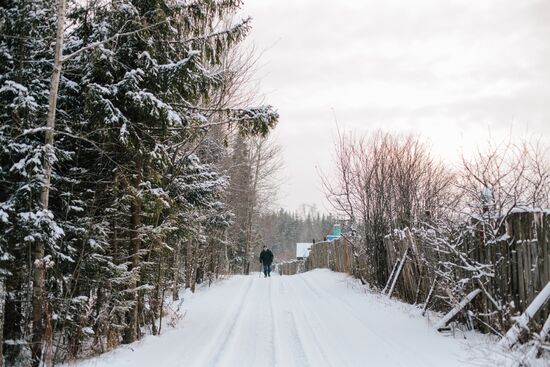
436;289;482;331
498;281;550;349
525;313;550;360
386;248;409;298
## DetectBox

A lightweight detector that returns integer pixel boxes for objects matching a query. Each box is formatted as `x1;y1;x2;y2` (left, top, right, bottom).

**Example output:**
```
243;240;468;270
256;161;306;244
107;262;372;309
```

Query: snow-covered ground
70;269;535;367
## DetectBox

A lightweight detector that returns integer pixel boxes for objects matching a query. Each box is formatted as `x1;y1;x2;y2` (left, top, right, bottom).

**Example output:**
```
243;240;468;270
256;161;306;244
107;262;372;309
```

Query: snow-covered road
75;270;489;367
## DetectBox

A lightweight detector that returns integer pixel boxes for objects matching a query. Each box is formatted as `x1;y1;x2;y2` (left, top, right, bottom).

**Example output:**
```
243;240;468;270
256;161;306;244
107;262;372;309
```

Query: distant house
296;243;313;260
326;224;342;242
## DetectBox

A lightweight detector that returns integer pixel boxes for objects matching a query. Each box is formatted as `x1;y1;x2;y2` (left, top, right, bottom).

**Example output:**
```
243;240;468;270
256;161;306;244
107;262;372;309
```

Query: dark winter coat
259;249;274;266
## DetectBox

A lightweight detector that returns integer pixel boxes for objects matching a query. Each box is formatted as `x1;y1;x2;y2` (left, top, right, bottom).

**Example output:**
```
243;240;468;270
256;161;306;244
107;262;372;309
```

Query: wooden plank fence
500;210;550;323
383;209;550;332
305;239;354;274
277;260;305;275
299;209;550;336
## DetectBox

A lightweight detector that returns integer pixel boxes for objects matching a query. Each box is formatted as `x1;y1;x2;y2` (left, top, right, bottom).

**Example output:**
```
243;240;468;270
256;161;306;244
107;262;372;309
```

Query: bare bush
323;130;453;286
323;131;550;341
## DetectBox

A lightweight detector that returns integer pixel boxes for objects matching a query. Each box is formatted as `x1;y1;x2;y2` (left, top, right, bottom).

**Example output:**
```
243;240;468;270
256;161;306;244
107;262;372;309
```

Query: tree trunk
185;239;192;289
172;241;180;301
123;158;142;344
157;286;166;335
112;173;119;262
191;244;199;292
4;270;23;365
32;1;66;364
43;301;53;367
40;0;65;213
31;247;46;366
223;230;230;274
0;275;5;367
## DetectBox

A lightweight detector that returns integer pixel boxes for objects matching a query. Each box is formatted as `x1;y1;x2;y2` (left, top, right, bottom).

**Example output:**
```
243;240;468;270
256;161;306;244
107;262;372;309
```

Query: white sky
241;0;550;213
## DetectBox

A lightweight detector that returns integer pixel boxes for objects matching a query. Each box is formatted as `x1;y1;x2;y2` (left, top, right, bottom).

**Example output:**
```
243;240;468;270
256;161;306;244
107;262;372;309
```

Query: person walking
259;245;274;277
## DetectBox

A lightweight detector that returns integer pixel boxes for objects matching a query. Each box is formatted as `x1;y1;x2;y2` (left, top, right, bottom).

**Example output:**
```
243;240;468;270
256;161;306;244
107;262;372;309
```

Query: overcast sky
241;0;550;213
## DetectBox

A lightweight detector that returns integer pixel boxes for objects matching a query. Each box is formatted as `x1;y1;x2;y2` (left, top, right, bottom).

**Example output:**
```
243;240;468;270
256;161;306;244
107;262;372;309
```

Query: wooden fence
277;260;305;275
498;210;549;315
383;209;550;332
383;228;432;303
300;209;550;335
476;209;549;326
276;239;354;276
304;239;354;273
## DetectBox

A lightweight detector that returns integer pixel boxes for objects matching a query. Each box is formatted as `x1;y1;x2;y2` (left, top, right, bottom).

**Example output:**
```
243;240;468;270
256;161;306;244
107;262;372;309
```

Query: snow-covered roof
296;243;313;258
509;206;550;214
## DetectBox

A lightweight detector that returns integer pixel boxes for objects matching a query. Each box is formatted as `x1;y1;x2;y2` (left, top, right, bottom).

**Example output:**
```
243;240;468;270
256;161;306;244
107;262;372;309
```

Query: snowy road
75;270;487;367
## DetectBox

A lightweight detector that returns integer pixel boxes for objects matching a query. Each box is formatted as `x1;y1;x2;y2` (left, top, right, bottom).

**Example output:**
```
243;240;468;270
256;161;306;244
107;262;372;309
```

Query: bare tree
323;130;453;286
457;137;550;240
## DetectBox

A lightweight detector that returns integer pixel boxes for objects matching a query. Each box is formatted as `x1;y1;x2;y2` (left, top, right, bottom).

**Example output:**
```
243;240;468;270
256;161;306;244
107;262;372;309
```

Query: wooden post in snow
386;228;416;298
382;260;400;295
386;248;409;298
422;276;438;317
435;289;482;331
498;281;550;350
525;313;550;360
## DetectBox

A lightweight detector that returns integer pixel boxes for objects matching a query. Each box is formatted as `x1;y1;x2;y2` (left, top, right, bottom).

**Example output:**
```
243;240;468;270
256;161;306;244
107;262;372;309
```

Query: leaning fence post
387;247;409;298
383;260;400;295
386;229;415;298
435;289;482;331
498;281;550;350
525;313;550;360
422;276;438;317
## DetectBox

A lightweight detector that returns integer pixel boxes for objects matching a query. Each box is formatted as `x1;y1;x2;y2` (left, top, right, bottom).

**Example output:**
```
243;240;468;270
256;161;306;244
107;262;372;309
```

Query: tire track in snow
291;276;358;366
285;277;338;367
268;278;278;367
284;310;311;367
163;276;254;366
212;276;262;367
278;276;310;367
193;275;255;367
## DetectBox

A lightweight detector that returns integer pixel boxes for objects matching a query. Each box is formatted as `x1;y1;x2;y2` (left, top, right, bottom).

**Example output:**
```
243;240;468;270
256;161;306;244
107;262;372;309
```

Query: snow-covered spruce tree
169;154;232;289
0;0;83;365
36;0;278;359
1;0;277;364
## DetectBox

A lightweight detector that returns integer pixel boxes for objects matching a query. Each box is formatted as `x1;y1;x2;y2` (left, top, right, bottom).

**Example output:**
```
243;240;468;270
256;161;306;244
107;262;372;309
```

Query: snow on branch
182;17;252;44
62;19;171;63
233;106;279;137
